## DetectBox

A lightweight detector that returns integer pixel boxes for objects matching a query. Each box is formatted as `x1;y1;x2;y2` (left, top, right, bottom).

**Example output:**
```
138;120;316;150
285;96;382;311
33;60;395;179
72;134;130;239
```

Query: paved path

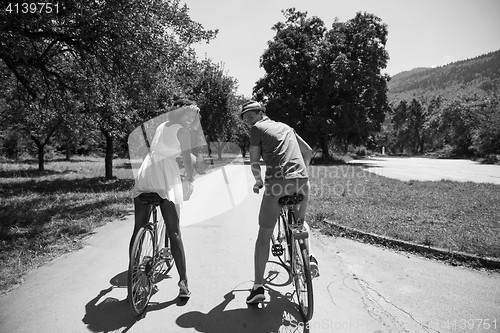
349;157;500;184
1;164;499;332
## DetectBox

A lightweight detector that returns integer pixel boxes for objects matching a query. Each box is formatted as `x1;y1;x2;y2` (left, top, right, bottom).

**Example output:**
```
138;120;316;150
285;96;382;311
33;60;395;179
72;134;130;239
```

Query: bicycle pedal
272;244;284;256
159;248;173;261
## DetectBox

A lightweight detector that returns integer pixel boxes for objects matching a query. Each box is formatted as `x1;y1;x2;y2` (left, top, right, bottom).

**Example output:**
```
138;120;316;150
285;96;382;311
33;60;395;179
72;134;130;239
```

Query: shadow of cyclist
82;269;177;332
175;288;309;333
82;286;138;333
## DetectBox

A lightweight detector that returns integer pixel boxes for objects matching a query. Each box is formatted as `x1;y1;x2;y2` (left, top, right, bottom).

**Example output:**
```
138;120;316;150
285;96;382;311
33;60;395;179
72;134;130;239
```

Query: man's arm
296;133;313;168
249;145;263;193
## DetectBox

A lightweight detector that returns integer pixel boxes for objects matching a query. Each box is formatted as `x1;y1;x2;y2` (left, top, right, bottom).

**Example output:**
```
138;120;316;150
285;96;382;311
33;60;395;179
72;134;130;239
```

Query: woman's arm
178;128;194;181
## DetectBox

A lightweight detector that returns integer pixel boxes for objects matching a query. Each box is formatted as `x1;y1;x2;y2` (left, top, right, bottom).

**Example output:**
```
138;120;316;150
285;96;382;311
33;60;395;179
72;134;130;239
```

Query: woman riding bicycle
130;98;202;298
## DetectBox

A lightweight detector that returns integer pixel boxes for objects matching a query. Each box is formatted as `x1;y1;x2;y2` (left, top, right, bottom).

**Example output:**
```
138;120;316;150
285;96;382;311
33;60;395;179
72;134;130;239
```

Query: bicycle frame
279;203;308;267
272;194;314;321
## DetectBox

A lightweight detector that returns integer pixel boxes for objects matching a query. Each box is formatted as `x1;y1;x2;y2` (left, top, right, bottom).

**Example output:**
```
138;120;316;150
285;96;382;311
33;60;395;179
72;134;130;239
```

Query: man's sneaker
246;286;265;304
178;279;191;298
310;256;320;278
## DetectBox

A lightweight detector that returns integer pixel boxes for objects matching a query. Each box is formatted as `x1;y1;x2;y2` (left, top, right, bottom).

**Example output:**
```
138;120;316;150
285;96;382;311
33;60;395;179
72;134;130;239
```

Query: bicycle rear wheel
292;238;314;321
271;210;290;268
128;226;155;316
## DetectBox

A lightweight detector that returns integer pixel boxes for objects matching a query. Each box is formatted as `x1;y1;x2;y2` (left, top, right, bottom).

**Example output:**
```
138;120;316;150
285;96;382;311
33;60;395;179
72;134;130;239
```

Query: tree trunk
320;136;330;160
213;141;227;160
37;143;45;171
31;136;45;171
65;142;71;161
103;131;114;179
418;139;425;154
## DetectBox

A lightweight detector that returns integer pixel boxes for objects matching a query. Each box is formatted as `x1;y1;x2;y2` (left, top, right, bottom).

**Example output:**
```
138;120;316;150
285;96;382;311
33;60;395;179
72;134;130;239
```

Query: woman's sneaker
246;286;265;304
178;279;191;298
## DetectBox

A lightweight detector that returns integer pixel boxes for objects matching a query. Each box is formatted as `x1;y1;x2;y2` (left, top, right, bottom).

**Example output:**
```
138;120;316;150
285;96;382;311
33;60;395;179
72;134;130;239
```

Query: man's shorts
259;178;309;229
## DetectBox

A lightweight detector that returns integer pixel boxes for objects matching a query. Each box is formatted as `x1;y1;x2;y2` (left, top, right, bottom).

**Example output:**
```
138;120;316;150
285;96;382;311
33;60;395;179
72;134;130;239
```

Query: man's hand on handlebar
253;179;264;194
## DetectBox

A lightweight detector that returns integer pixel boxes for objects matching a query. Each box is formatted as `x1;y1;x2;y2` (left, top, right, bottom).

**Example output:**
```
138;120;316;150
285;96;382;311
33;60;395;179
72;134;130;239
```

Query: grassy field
0;156;134;294
306;164;500;260
1;156;499;294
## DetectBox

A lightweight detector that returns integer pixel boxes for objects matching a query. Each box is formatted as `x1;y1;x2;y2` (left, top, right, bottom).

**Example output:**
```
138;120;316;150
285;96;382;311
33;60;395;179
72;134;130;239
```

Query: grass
0;156;134;294
306;164;500;259
1;156;499;294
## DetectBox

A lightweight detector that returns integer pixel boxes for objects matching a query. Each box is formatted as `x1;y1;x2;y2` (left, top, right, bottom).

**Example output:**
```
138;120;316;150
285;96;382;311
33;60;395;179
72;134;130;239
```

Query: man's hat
240;101;265;119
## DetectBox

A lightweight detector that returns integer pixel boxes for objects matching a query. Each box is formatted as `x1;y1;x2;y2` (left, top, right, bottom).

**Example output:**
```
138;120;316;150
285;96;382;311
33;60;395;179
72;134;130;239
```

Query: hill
387;49;500;103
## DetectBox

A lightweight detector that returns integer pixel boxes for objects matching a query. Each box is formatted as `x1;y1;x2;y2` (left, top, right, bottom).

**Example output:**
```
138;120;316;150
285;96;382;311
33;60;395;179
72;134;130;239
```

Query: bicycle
128;192;174;316
271;193;314;321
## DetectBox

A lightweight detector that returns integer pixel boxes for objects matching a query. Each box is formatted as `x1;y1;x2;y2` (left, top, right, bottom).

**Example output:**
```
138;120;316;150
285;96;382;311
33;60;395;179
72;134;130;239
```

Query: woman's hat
240;101;265;119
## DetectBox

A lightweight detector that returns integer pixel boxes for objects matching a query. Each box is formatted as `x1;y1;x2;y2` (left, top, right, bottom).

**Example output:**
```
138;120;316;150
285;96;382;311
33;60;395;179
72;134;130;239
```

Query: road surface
0;163;499;333
348;157;500;184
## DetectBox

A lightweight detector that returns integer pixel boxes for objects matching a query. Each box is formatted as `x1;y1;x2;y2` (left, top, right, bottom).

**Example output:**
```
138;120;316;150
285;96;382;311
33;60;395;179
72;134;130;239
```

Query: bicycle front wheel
271;210;290;268
128;226;155;316
292;238;314;321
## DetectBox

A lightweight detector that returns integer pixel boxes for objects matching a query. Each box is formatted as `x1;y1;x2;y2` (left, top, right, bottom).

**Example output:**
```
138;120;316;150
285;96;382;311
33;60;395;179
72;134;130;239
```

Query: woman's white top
132;122;184;205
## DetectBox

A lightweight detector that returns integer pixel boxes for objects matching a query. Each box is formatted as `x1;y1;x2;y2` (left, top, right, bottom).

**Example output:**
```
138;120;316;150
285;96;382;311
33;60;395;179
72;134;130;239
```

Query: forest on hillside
388;50;500;101
379;50;500;160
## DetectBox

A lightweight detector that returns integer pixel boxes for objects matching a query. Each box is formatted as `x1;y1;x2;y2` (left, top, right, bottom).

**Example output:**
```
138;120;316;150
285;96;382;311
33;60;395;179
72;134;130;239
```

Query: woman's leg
160;200;187;282
130;196;151;257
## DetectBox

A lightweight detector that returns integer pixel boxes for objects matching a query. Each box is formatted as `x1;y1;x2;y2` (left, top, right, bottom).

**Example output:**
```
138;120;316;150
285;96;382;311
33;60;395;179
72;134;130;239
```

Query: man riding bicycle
240;101;320;304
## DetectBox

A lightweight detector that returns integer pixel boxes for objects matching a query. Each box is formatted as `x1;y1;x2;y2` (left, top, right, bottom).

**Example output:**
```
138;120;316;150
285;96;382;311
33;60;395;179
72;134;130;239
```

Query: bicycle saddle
138;193;164;205
278;193;304;206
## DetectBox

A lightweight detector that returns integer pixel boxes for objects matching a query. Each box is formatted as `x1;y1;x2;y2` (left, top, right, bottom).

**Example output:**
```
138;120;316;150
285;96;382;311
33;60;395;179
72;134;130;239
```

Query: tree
472;96;500;155
192;60;239;159
438;99;476;155
255;8;325;147
390;99;427;154
1;0;218;177
403;99;426;154
254;9;390;158
317;12;390;154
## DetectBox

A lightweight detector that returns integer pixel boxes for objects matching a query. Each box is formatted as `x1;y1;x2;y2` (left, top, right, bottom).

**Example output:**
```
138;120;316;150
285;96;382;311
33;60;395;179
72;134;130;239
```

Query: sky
183;0;500;97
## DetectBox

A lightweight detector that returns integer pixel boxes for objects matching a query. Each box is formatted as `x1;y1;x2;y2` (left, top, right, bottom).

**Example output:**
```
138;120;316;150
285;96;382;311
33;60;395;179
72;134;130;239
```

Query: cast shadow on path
176;261;308;333
82;270;181;333
176;288;308;333
82;286;137;333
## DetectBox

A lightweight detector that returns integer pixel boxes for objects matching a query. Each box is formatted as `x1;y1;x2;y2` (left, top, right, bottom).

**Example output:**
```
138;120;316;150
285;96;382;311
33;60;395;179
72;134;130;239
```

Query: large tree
254;8;325;139
254;9;390;158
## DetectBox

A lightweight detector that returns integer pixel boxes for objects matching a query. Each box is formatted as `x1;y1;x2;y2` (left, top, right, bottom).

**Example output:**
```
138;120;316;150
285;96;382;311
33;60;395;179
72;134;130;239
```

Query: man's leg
253;226;274;286
247;188;281;303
